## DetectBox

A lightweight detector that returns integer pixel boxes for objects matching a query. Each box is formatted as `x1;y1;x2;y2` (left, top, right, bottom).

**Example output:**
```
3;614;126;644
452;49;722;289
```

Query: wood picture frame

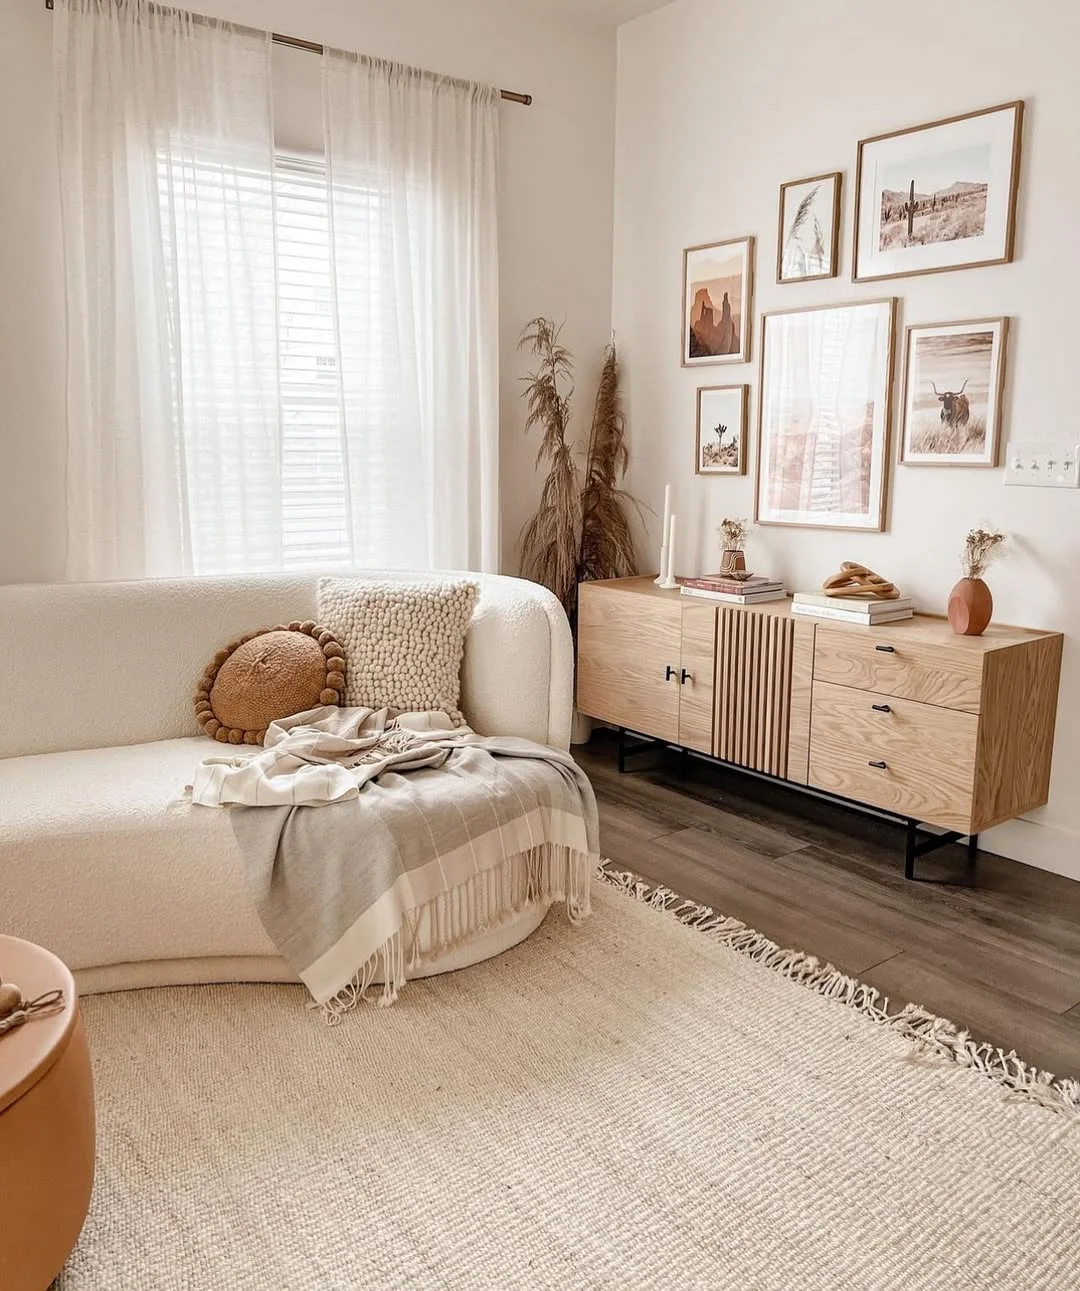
754;298;897;532
696;385;749;475
899;317;1009;467
776;172;842;284
682;236;754;367
852;100;1023;283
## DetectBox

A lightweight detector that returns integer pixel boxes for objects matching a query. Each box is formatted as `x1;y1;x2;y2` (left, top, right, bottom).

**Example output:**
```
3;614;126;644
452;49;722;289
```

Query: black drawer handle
868;759;888;770
665;665;677;681
871;703;892;713
680;669;692;685
875;644;896;653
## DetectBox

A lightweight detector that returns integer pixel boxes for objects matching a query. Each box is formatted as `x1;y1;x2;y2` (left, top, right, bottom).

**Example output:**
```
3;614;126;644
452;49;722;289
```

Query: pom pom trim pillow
317;578;478;726
195;622;347;745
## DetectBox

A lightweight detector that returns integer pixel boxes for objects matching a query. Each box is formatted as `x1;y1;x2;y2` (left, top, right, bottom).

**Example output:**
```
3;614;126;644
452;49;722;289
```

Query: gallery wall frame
681;235;755;367
754;297;898;532
696;384;749;475
776;171;842;284
852;100;1024;283
899;317;1009;467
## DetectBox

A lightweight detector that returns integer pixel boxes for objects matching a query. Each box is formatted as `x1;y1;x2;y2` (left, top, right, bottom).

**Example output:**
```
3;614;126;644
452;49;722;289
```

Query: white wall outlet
1003;441;1080;488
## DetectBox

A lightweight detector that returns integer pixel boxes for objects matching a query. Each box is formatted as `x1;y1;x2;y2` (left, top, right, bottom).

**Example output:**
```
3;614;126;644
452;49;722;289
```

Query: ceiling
535;0;674;27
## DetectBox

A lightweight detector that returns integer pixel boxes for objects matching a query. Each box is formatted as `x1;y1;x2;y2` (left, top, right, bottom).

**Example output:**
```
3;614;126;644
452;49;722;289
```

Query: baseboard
982;818;1080;882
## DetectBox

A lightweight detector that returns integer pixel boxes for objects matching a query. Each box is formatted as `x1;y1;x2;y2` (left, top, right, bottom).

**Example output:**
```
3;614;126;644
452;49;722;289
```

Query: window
157;150;372;572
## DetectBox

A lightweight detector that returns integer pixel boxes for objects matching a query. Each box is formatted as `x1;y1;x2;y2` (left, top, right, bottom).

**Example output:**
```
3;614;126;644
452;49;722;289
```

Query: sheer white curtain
322;53;501;573
55;0;279;580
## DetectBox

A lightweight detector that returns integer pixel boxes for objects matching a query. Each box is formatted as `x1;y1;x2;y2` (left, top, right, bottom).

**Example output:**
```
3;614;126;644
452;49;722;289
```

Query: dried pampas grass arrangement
519;318;640;622
579;340;637;588
519;318;583;616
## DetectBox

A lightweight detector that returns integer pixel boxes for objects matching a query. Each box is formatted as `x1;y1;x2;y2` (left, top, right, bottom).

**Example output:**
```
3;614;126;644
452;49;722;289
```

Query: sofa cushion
0;739;276;972
317;577;478;725
196;623;346;745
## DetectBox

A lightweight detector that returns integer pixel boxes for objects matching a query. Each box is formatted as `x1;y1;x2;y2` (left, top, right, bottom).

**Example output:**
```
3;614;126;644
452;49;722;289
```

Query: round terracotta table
0;935;95;1291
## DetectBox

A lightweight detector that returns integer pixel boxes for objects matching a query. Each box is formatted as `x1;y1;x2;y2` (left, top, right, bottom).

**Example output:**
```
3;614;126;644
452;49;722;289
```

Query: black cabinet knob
875;644;896;653
680;670;692;685
871;703;892;713
868;759;888;769
665;665;677;681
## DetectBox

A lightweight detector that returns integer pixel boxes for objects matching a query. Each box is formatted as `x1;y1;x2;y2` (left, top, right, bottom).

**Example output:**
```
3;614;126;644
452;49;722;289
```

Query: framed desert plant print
755;299;897;531
776;172;842;283
853;100;1023;283
682;236;754;366
696;385;748;475
900;317;1008;467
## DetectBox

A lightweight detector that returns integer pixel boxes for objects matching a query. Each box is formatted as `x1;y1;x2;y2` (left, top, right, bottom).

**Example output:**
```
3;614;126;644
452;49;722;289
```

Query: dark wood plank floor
577;730;1080;1079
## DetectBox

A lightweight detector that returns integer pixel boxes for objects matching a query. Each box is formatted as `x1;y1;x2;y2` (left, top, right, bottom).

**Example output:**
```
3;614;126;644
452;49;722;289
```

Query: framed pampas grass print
682;236;754;367
900;318;1008;467
755;299;897;531
853;101;1023;283
696;385;748;475
776;172;842;283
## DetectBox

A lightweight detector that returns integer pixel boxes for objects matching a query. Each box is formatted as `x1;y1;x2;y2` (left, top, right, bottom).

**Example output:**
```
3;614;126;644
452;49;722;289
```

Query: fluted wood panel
714;608;795;777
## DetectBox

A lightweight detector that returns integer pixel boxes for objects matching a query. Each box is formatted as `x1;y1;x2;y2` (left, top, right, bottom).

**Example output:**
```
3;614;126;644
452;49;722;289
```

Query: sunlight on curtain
55;0;277;579
323;54;501;573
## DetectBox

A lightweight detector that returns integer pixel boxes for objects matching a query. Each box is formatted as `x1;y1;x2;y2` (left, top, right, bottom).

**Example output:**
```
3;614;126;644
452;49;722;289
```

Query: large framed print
755;299;897;531
853;101;1023;283
900;317;1008;467
682;236;754;366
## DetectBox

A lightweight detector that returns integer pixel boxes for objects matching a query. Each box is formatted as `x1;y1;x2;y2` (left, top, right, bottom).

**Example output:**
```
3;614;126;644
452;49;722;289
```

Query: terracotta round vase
948;577;993;636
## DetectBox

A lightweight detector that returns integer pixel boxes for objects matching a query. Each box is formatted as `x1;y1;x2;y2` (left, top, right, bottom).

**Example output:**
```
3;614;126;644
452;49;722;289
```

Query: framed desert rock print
776;172;842;283
696;385;748;475
900;318;1008;467
755;299;897;531
853;101;1023;283
682;236;754;366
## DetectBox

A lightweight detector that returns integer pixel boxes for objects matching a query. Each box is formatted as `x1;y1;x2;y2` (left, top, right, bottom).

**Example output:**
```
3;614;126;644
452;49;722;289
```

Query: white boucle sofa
0;572;573;994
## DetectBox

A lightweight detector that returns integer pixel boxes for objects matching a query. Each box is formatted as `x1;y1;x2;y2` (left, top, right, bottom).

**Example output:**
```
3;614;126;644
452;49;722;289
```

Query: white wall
613;0;1080;877
0;0;617;582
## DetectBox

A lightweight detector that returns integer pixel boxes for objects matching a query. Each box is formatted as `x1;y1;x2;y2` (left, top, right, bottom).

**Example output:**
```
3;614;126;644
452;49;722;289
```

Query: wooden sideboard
576;576;1064;877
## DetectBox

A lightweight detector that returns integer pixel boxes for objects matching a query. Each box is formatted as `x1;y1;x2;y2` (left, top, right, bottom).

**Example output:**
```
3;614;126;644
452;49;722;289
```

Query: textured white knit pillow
316;578;479;725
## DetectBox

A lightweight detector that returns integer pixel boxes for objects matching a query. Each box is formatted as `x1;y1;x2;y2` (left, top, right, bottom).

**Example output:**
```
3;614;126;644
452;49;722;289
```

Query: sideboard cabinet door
577;585;681;741
678;603;717;754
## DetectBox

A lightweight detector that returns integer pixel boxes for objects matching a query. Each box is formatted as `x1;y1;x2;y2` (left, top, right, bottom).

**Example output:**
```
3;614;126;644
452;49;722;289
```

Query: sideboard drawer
813;625;983;713
808;681;979;832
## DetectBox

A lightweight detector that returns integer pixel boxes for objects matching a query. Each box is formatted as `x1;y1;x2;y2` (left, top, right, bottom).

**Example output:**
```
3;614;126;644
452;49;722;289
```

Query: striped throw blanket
190;706;598;1016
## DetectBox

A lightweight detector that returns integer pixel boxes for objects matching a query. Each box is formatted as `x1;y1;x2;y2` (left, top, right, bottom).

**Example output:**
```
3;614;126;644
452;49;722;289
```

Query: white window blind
157;150;373;572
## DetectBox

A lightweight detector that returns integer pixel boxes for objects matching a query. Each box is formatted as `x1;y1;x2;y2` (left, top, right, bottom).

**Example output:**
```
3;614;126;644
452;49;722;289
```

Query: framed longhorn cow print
899;318;1009;466
696;385;748;474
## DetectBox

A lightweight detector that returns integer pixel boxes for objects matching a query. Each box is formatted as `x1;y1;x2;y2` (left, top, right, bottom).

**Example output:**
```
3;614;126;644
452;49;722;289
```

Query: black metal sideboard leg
904;819;918;881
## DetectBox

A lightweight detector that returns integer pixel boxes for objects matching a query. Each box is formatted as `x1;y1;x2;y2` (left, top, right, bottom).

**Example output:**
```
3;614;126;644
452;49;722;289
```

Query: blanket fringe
321;845;593;1022
596;864;1080;1122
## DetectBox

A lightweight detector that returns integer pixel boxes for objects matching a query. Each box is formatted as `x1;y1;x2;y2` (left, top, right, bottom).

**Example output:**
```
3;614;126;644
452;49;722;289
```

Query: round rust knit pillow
195;622;347;745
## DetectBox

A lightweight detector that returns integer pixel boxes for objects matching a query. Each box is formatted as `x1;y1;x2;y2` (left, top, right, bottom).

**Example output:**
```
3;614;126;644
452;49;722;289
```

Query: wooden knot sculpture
822;562;900;600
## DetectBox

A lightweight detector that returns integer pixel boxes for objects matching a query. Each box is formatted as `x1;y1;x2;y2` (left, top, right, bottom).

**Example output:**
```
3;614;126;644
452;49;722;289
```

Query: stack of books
791;592;914;625
679;574;787;605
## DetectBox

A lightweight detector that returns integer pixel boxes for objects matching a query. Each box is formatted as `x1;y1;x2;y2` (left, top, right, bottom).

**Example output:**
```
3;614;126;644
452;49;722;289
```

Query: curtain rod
42;1;533;105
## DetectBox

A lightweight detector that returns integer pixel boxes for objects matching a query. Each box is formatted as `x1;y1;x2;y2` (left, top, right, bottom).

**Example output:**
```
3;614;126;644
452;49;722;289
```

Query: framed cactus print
696;385;748;475
853;101;1023;283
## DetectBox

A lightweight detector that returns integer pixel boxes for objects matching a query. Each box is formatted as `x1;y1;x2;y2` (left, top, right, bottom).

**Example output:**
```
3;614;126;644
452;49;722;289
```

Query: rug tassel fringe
320;845;594;1022
596;864;1080;1121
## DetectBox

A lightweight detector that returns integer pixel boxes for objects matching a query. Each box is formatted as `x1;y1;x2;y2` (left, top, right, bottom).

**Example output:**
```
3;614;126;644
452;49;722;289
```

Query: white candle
661;484;672;550
659;514;678;589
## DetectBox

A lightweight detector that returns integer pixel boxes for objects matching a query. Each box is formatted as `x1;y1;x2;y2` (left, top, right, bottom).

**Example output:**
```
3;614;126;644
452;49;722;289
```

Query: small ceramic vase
720;548;749;579
948;577;993;636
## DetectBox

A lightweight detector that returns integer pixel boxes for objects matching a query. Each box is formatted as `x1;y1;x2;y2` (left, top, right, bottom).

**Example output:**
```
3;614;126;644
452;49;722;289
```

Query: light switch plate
1003;441;1080;488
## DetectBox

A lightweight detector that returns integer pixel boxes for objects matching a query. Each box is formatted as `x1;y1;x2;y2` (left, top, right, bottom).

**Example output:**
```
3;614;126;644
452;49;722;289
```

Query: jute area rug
59;869;1079;1291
